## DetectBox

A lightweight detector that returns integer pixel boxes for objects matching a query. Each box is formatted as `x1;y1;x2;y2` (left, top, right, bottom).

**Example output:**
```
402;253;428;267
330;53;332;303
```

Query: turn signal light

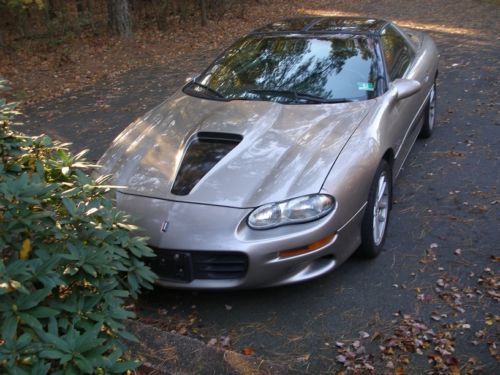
278;233;337;258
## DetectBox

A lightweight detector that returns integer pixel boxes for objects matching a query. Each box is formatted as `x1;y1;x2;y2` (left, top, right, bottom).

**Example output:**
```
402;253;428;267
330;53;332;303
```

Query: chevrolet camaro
98;17;439;289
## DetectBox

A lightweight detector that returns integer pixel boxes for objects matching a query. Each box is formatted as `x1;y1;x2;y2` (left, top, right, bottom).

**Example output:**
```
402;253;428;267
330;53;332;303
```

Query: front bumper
117;192;365;289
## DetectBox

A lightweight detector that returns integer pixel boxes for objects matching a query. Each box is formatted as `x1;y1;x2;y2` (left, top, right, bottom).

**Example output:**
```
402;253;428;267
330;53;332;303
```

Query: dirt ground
5;0;499;373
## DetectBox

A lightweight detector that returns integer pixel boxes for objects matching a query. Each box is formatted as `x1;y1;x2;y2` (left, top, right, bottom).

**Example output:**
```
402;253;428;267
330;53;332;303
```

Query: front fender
321;97;394;233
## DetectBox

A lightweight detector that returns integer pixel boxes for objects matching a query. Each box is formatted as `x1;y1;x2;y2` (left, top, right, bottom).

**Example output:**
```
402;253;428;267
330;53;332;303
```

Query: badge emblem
161;221;169;233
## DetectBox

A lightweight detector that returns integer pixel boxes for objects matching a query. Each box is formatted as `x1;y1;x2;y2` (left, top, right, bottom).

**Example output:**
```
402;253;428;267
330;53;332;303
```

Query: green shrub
0;78;157;374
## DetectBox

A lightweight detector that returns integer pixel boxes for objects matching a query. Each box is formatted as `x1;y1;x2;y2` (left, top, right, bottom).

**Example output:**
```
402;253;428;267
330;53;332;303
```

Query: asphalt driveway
22;1;499;373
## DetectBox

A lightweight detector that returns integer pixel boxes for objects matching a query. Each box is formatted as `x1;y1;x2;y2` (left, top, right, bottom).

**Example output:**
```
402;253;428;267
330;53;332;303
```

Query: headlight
248;194;335;229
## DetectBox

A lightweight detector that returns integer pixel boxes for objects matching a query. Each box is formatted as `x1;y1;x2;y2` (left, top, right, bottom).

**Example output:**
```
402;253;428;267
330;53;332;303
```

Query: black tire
358;160;392;258
419;80;436;139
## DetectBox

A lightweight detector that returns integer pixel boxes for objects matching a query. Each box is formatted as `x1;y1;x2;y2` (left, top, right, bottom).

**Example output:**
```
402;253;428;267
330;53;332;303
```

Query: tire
358;160;392;258
419;80;436;139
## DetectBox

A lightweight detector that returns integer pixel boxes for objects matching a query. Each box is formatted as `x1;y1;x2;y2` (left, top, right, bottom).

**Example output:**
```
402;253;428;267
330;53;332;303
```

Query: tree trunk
76;0;85;15
179;0;188;22
86;0;95;31
199;0;207;26
157;0;169;31
44;0;57;20
107;0;132;37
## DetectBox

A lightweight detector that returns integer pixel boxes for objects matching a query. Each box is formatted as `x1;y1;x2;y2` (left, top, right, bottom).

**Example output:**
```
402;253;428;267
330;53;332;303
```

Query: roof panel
252;16;388;35
310;17;387;33
252;17;318;33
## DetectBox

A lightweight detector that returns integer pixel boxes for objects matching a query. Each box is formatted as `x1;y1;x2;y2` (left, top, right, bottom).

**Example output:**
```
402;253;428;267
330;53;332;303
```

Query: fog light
278;233;336;258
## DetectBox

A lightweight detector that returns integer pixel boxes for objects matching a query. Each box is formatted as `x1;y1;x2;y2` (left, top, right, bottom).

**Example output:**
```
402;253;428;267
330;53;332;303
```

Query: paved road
23;1;499;373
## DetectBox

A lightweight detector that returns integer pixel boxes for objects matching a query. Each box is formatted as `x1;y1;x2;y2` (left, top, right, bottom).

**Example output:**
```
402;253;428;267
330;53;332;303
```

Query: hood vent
171;132;243;196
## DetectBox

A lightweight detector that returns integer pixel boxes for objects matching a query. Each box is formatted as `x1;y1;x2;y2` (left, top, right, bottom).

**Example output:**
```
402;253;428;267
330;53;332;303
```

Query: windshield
185;35;380;103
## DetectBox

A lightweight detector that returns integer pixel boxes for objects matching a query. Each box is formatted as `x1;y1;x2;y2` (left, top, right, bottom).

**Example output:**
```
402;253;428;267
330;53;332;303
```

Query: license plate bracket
151;251;193;283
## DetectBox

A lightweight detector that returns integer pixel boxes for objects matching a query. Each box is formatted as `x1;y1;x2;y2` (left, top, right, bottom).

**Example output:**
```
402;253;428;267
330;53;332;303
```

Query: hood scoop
171;132;243;196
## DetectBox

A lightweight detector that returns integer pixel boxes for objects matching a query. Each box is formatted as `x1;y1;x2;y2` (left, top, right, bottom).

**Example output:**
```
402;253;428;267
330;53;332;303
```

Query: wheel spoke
372;173;389;245
373;216;379;241
377;180;387;202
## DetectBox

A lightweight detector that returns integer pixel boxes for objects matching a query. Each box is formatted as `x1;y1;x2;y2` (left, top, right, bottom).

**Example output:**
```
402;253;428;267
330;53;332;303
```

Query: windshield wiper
190;81;225;98
248;89;353;104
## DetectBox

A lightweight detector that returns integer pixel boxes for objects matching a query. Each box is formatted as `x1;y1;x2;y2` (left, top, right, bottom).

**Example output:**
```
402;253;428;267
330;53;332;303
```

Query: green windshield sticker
357;82;375;91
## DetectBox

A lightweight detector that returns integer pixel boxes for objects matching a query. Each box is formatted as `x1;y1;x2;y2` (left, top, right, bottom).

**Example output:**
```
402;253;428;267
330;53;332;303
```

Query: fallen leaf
399;354;410;365
221;336;231;347
296;354;310;363
241;347;255;356
336;354;347;363
359;331;370;339
20;238;32;260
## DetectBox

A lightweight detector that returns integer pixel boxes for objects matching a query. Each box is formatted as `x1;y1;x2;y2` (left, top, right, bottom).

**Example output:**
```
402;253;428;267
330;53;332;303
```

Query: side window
381;25;414;81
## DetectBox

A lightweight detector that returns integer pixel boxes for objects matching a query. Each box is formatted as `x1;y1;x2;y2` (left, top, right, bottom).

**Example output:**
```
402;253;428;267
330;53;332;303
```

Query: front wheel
358;160;392;258
419;81;436;139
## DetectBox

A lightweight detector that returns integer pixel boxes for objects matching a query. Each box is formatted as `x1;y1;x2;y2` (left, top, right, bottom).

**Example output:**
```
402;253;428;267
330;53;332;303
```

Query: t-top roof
251;16;389;35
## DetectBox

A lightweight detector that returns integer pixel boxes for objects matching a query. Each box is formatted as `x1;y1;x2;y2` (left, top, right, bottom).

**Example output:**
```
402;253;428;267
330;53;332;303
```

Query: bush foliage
0;79;157;374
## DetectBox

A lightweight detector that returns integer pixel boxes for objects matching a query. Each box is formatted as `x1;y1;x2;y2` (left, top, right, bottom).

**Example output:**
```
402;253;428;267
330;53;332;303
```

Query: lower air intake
148;248;248;282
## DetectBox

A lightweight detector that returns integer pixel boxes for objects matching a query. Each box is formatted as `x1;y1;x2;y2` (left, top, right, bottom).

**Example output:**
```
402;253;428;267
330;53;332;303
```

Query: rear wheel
419;81;436;138
358;160;392;258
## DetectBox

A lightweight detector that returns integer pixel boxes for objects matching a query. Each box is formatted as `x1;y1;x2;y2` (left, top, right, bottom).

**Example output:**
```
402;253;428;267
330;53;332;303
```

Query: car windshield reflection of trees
198;36;379;103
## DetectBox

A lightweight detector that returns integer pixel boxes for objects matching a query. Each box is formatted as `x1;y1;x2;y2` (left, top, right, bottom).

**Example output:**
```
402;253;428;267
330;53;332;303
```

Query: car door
380;24;423;174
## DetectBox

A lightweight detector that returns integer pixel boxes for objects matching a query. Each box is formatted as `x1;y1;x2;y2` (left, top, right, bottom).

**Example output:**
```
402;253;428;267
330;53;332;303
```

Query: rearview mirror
391;79;421;100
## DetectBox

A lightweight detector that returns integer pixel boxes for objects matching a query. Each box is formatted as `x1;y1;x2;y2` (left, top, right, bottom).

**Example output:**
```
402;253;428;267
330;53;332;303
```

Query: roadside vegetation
0;78;156;373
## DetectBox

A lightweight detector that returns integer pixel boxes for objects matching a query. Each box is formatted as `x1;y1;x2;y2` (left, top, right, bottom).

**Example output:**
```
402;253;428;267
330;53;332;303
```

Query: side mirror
185;73;199;83
391;79;421;100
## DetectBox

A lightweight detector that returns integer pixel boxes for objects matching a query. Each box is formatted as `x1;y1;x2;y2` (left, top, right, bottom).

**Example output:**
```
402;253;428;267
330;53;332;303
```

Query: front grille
191;252;248;280
148;248;248;281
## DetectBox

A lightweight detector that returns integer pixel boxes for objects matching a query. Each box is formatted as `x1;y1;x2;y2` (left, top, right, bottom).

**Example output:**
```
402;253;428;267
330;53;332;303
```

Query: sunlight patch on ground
299;9;478;36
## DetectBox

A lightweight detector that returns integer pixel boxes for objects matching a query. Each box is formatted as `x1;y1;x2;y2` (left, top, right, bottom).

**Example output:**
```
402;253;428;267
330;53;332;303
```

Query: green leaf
16;333;32;348
19;312;43;330
77;324;103;353
117;329;138;343
109;360;140;373
17;288;51;310
82;264;97;278
74;356;93;374
38;332;70;353
60;353;73;365
62;197;77;216
29;361;51;375
2;314;18;340
30;306;59;318
39;350;64;359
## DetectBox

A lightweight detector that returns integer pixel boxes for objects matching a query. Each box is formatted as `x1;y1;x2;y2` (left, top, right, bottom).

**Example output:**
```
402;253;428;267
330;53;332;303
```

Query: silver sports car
99;17;439;289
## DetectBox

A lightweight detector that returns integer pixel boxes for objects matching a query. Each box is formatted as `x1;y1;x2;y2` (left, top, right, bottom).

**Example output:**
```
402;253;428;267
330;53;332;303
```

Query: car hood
99;92;375;208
